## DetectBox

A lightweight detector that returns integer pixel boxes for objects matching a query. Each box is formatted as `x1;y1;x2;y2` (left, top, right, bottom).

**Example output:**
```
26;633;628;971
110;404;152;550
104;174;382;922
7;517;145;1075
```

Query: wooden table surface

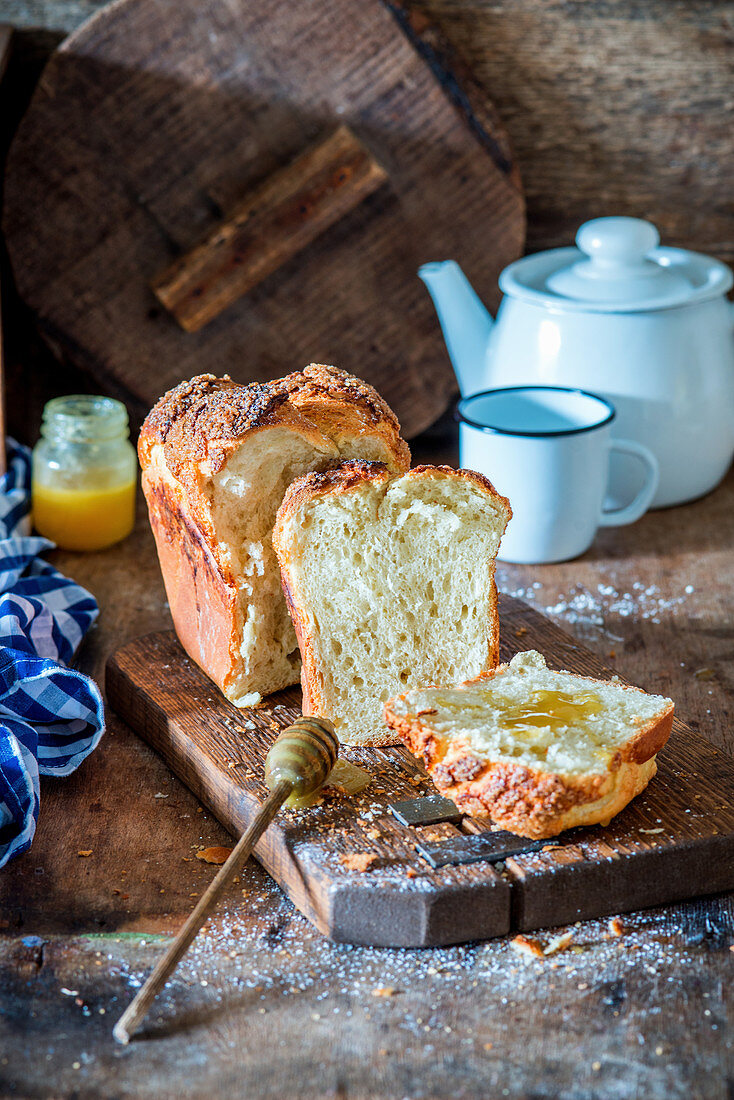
0;420;732;1099
0;5;732;1094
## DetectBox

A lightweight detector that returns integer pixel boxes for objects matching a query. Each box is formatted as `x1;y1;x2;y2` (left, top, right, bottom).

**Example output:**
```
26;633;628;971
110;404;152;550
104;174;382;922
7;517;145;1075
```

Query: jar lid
499;217;733;313
42;395;130;442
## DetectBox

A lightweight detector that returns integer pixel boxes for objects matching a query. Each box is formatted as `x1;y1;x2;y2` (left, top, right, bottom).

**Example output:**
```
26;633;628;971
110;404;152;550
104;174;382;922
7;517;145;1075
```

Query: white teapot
419;216;734;507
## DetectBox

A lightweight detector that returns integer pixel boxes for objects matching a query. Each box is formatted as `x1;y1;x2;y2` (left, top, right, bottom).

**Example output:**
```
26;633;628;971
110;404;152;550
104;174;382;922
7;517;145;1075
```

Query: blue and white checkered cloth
0;440;104;869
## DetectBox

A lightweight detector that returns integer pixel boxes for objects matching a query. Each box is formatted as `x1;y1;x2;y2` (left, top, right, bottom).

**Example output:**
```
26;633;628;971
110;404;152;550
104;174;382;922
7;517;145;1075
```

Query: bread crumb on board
340;852;378;872
510;930;574;959
77;850;93;857
196;846;233;865
608;916;625;936
371;986;397;997
510;935;545;959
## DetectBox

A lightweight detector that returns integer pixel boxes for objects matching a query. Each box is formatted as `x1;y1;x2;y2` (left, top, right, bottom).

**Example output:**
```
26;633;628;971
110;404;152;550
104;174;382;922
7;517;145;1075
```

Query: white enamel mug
457;386;659;564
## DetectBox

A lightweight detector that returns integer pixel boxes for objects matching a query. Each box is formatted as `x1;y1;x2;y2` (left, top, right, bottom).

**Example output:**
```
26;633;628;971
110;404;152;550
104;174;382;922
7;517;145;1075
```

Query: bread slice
384;651;674;838
139;365;410;707
272;461;511;745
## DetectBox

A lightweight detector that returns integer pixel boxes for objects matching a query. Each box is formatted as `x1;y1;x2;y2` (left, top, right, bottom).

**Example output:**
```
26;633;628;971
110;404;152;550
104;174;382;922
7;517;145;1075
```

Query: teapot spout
418;260;494;397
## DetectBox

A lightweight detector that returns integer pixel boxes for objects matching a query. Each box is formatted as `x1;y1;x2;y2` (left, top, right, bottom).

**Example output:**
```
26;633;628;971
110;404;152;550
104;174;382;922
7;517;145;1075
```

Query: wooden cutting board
3;0;524;438
105;594;734;947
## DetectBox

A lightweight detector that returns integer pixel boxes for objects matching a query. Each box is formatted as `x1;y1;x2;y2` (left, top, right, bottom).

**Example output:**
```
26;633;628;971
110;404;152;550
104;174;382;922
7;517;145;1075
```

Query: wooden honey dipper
113;715;338;1044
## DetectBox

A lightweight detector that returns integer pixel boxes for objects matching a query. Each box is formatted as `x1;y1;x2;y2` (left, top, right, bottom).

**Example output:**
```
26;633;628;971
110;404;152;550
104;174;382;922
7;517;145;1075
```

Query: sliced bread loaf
272;461;512;745
139;366;410;707
384;650;674;837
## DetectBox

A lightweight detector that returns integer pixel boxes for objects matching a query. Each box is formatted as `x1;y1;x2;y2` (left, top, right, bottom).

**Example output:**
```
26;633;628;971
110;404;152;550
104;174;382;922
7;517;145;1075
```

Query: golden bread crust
139;365;409;479
138;367;410;702
273;461;512;746
384;662;674;838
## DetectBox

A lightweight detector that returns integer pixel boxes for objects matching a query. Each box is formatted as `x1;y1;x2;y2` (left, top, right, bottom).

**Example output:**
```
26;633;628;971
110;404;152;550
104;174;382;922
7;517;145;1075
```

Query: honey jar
31;395;137;551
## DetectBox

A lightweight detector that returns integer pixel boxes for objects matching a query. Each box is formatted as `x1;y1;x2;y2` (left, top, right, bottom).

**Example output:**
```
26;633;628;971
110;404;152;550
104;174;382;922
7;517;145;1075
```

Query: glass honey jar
31;395;137;551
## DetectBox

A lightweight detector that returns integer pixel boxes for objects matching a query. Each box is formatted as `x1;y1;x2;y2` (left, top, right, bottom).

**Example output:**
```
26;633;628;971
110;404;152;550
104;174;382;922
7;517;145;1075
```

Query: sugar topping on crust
139;365;408;480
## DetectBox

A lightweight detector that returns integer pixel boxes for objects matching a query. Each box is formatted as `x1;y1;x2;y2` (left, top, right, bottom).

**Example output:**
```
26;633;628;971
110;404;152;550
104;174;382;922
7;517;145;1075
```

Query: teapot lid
499;217;733;313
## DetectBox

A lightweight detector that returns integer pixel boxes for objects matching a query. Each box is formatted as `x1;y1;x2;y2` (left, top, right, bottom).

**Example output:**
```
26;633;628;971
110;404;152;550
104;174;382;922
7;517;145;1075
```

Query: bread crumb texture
138;366;410;707
273;462;511;745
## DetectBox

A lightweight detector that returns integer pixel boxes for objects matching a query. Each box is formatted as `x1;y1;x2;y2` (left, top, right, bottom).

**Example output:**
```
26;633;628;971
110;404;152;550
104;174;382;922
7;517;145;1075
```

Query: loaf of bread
272;461;512;745
138;366;410;706
384;651;674;837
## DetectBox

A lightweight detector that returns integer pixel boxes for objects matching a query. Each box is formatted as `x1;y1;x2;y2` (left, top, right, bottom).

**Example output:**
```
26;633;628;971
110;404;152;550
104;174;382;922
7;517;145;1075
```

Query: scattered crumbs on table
499;577;695;641
60;988;79;996
510;935;545;959
639;828;665;834
694;668;716;681
154;792;169;798
511;932;574;959
66;861;728;1080
543;931;575;956
77;850;92;857
371;986;397;997
197;846;233;865
339;852;378;872
608;917;624;936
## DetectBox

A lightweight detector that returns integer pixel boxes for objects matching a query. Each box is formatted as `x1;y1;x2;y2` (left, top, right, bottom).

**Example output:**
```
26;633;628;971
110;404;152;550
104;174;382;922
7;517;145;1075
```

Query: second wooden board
3;0;524;437
106;595;734;947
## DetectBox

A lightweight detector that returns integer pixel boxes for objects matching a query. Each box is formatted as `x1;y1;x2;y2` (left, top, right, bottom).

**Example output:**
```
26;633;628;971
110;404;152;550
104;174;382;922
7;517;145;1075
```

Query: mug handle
599;439;659;527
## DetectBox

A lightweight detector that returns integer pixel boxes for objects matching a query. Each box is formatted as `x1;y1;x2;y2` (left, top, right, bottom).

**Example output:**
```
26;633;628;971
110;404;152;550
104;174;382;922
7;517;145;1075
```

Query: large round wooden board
3;0;524;436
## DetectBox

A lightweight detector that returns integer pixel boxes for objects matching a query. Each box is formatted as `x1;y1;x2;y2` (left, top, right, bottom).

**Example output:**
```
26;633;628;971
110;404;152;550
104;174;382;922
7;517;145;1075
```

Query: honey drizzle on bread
384;651;674;838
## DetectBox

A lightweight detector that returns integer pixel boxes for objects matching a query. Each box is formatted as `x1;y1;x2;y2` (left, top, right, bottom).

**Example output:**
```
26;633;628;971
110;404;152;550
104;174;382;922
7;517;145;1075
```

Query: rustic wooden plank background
2;0;733;264
0;0;526;439
2;0;733;446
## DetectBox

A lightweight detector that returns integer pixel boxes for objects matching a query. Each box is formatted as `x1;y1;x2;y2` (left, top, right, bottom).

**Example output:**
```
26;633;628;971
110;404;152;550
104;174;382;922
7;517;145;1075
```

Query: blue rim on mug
456;385;616;438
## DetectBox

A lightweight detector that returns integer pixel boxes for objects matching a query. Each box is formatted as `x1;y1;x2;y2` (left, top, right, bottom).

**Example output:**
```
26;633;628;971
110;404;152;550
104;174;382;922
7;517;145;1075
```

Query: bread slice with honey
272;461;511;745
384;650;674;837
138;366;410;708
